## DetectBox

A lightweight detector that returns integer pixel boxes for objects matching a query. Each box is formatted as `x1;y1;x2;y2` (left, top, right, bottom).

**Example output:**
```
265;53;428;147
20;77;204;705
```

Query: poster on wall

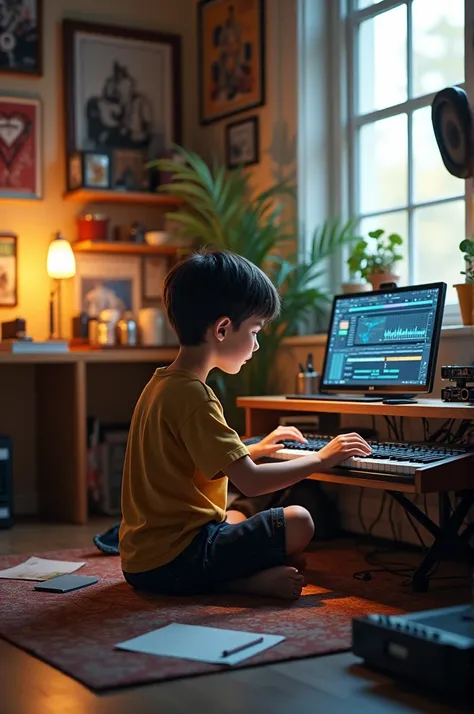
62;19;182;177
0;0;42;76
198;0;265;125
0;95;42;199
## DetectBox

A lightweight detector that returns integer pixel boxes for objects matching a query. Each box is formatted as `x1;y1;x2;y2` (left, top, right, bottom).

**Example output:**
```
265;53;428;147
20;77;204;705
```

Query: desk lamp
46;232;76;339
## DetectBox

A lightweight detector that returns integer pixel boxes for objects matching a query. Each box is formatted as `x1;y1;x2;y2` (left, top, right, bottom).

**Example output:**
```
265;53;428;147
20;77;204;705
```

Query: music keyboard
258;435;471;484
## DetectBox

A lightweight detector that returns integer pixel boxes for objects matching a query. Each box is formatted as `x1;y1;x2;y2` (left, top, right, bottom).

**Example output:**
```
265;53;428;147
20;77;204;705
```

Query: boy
120;249;371;600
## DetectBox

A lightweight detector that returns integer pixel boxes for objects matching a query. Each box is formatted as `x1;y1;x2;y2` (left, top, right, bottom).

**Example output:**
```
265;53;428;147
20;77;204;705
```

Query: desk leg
36;361;87;524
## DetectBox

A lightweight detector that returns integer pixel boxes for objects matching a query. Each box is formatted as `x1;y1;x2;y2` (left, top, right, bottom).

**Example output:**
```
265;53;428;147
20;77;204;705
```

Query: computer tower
0;436;13;528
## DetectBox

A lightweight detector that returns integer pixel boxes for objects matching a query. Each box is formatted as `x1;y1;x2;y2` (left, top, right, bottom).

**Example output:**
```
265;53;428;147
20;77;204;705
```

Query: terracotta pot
367;272;400;291
341;281;371;295
454;283;474;325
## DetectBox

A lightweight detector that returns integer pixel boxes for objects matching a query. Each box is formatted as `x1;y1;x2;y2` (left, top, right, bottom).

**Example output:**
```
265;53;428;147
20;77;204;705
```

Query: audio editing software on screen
322;286;442;388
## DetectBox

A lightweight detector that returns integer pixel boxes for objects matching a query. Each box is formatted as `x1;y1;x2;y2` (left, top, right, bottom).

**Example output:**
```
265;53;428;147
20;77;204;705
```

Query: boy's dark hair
163;249;281;346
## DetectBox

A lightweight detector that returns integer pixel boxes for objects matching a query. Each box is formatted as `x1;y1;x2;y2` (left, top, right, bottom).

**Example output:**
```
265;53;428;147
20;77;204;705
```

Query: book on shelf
0;340;69;354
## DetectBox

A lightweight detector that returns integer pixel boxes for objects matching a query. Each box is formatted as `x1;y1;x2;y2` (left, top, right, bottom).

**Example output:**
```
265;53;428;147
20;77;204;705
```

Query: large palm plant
151;148;359;430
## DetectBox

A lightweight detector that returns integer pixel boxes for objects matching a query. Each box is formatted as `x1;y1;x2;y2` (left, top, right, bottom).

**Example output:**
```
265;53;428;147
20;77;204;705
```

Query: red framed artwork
0;96;42;199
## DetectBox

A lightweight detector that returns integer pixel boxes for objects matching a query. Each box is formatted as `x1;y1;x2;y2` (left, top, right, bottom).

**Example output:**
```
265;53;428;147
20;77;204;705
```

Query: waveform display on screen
355;312;429;345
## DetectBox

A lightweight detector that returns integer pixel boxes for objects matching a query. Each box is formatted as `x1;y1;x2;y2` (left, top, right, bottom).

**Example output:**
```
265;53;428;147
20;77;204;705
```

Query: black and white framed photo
225;115;259;169
62;19;182;163
0;0;42;76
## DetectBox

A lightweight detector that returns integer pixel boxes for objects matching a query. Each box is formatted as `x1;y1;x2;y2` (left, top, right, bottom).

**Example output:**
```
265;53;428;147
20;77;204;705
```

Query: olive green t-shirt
119;368;249;573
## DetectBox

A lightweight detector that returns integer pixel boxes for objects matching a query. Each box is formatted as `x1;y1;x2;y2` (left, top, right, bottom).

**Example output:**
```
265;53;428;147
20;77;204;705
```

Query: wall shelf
72;240;186;256
64;188;183;207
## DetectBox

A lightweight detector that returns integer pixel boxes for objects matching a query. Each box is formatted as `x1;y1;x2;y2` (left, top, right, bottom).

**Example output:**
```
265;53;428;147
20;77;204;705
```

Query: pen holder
296;371;319;395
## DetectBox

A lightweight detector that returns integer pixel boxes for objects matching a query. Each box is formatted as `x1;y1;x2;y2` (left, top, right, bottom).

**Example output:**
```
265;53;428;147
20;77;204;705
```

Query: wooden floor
0;519;469;714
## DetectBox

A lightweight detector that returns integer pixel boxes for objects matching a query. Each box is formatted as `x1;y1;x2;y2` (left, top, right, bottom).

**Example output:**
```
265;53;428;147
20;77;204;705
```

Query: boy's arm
225;433;371;497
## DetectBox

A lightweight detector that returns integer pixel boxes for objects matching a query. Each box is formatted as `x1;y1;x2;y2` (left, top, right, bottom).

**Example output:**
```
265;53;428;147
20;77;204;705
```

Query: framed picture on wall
0;233;17;307
0;0;43;76
225;115;259;169
198;0;265;124
0;95;42;199
62;19;182;166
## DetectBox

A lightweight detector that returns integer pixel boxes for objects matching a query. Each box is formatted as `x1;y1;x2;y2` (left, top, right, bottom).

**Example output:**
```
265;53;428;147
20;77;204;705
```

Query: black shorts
123;507;287;595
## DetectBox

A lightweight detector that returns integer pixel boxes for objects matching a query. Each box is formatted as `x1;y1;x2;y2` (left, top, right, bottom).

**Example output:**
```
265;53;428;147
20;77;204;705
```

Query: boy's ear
214;316;231;341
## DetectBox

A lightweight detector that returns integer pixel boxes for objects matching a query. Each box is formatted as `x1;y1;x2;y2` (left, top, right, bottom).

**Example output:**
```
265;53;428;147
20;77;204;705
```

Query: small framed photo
112;149;148;191
84;152;110;188
225;115;259;169
75;253;141;316
0;233;18;307
0;95;42;199
0;0;43;76
67;150;111;190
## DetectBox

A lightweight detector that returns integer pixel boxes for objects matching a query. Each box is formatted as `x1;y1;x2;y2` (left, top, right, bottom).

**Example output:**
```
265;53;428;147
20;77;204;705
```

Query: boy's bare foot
287;553;307;570
224;566;305;600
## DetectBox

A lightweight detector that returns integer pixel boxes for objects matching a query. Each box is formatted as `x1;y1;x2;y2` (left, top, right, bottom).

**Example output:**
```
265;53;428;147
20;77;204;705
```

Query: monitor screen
320;282;446;395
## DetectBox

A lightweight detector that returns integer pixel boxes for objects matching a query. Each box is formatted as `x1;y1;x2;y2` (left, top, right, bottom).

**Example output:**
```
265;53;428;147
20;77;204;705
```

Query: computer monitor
319;282;447;397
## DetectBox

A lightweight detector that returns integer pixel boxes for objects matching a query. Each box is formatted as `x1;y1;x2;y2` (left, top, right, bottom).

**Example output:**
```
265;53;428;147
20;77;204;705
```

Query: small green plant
347;229;403;280
459;237;474;283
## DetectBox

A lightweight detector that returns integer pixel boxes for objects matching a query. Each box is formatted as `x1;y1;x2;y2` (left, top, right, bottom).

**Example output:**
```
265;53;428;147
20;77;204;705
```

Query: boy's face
212;315;262;374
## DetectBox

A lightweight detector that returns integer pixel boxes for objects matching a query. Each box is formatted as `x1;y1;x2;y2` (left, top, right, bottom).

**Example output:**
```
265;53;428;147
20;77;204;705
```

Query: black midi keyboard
250;434;472;485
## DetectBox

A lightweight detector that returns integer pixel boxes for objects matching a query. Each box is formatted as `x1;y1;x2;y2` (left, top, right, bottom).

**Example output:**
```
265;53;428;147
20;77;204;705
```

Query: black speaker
0;436;13;529
431;86;474;179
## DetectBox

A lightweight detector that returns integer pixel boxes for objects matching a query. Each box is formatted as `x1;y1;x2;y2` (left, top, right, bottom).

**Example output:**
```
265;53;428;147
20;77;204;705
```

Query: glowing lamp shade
47;234;76;279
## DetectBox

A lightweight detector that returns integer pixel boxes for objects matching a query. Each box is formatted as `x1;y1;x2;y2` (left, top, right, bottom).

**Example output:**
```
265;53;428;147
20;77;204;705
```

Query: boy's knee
283;505;315;548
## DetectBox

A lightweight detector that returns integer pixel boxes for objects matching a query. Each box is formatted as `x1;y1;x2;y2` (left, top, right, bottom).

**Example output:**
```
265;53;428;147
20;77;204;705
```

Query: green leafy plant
347;228;403;281
459;237;474;283
149;147;360;429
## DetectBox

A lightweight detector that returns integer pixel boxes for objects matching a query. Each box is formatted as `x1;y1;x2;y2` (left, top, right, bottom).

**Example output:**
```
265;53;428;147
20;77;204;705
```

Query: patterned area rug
0;546;464;692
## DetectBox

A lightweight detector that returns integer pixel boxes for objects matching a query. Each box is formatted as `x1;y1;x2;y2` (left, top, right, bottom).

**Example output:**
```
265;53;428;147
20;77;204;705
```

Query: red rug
0;547;409;691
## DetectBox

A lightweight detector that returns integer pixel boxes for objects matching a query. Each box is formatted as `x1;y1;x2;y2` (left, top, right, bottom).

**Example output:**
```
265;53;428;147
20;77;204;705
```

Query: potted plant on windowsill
454;237;474;325
347;228;403;291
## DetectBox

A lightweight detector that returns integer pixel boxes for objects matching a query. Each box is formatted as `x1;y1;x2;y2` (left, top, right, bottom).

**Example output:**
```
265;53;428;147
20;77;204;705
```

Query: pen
221;636;264;658
306;353;314;373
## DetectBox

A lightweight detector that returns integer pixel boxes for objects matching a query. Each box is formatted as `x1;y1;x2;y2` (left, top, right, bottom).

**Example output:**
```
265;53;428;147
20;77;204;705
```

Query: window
346;0;466;307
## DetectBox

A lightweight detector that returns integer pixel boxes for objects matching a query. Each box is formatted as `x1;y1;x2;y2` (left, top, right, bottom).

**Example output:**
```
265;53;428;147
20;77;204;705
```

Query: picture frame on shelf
198;0;265;125
0;233;18;307
112;148;148;192
74;253;141;316
0;95;42;199
62;19;182;170
0;0;43;76
67;151;111;191
225;115;259;169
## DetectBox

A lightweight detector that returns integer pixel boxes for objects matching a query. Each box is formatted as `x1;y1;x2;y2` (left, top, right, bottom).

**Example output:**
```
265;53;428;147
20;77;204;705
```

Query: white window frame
342;0;471;324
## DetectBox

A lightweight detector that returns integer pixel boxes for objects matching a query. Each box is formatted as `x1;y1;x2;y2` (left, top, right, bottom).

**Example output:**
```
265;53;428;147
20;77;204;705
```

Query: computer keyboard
247;434;471;483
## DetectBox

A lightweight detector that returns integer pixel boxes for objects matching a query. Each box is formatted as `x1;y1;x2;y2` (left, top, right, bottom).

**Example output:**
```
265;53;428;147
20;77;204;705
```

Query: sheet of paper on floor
115;622;285;666
0;556;86;581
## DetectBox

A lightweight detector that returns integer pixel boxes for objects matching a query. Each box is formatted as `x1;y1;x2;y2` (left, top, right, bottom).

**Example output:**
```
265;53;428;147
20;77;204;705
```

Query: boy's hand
247;425;307;461
316;433;372;470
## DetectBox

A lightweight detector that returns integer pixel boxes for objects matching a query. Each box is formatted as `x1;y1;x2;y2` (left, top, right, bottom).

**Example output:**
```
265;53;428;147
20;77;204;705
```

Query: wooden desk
237;396;474;494
0;348;176;524
237;395;474;591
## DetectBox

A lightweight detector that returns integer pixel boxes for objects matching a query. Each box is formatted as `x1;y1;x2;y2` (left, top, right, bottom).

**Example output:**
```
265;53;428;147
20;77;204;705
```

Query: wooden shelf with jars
64;188;183;207
71;240;188;257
